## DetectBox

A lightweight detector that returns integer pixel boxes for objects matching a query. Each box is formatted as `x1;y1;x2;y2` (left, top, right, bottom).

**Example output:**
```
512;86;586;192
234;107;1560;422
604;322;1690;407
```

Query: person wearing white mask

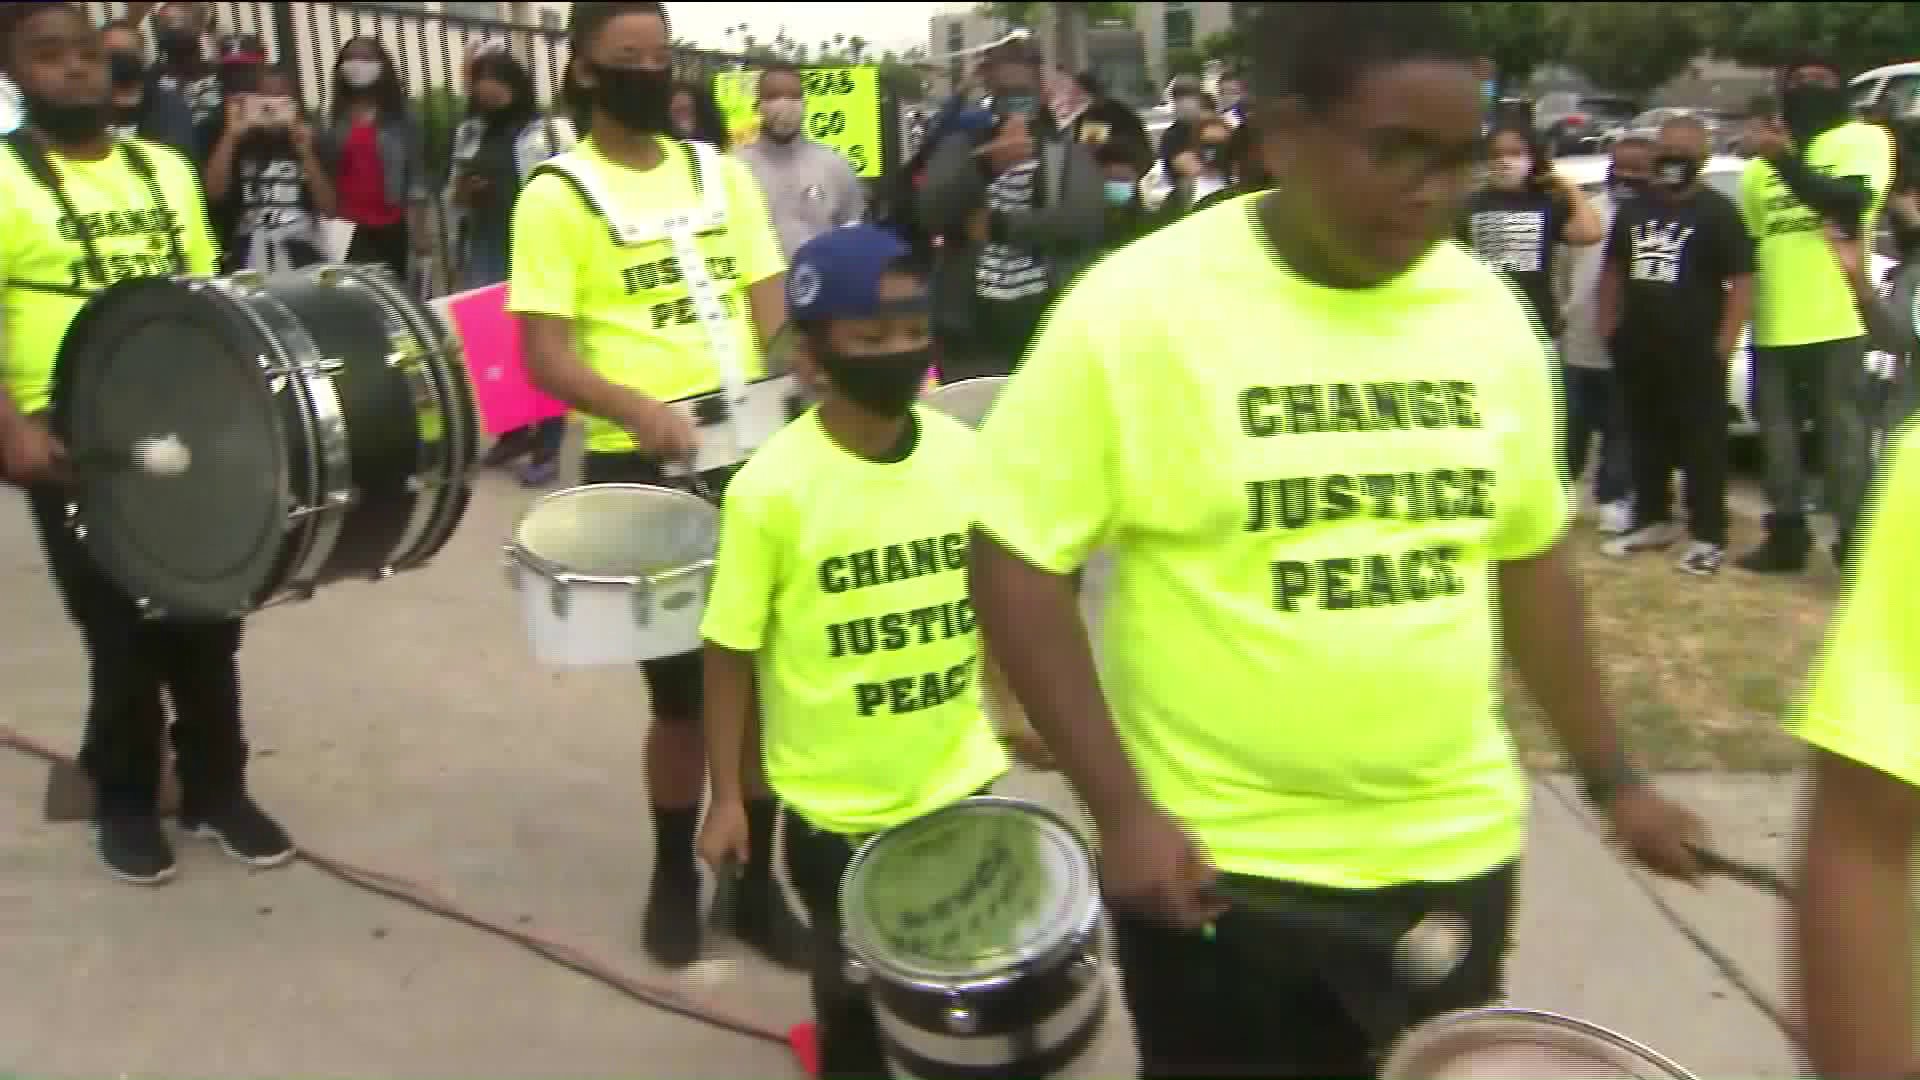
315;36;428;279
1460;122;1605;341
735;61;864;259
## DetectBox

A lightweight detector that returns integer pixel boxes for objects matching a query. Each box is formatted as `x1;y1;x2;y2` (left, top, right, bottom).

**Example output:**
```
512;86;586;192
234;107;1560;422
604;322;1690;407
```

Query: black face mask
221;65;262;96
25;92;110;144
1607;173;1650;201
108;51;147;88
1781;84;1849;144
157;29;200;65
1653;154;1702;189
817;345;934;418
590;63;673;133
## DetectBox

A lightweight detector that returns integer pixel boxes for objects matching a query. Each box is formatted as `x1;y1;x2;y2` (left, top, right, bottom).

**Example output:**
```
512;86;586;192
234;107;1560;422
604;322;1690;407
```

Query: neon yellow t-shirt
701;408;1009;835
1740;121;1895;349
1790;421;1920;782
0;137;220;414
974;197;1571;889
506;136;785;453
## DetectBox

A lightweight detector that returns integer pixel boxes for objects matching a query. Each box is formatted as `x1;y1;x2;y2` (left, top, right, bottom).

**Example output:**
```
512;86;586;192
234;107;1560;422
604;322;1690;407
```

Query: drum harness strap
4;130;187;299
530;141;756;472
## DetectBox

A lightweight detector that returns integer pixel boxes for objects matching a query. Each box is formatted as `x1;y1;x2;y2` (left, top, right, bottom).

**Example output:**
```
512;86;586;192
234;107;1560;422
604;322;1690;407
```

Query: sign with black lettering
713;65;884;178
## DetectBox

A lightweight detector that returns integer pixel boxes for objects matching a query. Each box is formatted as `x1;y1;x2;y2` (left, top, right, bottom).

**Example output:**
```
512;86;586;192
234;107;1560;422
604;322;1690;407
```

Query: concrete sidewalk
0;464;1804;1078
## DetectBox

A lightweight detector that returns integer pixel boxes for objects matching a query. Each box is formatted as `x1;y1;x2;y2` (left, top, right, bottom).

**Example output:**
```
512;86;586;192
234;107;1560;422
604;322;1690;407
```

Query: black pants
580;451;737;720
345;219;410;281
939;294;1049;384
1563;364;1632;507
1115;862;1517;1080
26;486;247;816
783;808;890;1080
1613;334;1730;546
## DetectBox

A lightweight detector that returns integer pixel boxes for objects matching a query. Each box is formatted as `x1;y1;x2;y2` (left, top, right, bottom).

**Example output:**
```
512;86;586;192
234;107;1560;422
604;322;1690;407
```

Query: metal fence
82;1;749;295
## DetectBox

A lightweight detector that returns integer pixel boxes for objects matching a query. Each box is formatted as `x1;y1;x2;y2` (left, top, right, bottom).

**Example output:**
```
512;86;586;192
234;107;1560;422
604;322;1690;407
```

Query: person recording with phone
205;65;334;271
919;37;1103;384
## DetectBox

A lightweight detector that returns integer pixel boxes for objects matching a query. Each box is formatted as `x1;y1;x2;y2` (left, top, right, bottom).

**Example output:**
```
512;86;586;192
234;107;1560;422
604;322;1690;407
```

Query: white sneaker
1596;501;1633;536
1601;521;1682;558
1676;541;1725;577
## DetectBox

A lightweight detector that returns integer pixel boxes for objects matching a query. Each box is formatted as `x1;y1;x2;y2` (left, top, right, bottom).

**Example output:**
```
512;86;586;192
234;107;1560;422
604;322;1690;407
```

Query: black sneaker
643;869;702;969
94;815;177;886
181;797;295;868
1735;535;1809;574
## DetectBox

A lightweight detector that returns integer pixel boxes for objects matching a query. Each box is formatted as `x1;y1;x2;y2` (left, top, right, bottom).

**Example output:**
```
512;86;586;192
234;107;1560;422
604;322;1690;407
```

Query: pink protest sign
435;283;568;436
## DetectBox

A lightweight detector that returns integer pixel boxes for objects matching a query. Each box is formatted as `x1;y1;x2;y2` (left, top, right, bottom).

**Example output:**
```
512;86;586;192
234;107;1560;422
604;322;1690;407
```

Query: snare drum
52;265;477;620
1378;1007;1698;1079
504;484;719;667
922;376;1007;431
668;372;810;474
841;796;1106;1080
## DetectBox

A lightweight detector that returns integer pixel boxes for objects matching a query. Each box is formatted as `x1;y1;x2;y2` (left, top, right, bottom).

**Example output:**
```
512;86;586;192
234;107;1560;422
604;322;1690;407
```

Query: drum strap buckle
629;576;654;628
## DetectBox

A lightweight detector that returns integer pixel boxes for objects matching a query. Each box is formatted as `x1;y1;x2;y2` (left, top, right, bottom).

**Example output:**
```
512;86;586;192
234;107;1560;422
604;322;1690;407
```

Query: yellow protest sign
712;66;884;178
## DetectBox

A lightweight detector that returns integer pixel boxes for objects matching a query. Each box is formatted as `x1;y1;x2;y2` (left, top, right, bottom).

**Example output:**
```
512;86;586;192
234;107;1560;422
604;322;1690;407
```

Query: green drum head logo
860;811;1058;975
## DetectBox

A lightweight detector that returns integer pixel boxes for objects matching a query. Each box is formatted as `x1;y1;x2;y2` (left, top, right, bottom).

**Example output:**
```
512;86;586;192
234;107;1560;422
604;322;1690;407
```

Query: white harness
536;141;757;464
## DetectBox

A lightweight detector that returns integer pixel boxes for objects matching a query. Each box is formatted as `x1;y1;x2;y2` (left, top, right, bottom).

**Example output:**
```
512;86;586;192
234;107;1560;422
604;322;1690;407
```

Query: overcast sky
667;2;963;55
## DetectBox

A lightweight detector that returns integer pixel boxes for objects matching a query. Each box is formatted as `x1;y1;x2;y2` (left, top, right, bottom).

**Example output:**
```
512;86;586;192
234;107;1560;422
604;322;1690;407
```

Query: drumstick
71;435;193;477
1686;841;1792;899
1206;874;1471;988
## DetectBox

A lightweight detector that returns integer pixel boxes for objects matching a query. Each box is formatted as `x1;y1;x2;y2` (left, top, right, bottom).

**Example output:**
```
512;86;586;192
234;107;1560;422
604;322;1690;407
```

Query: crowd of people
4;1;1920;1078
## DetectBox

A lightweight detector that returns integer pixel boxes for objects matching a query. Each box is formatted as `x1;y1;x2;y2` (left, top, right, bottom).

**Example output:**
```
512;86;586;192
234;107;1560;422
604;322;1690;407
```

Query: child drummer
697;224;1009;1078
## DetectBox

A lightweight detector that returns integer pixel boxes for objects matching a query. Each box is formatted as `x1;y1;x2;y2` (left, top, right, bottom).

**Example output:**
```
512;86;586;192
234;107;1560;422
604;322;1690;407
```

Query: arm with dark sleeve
990;141;1104;256
1596;209;1629;341
917;130;989;235
1766;150;1871;228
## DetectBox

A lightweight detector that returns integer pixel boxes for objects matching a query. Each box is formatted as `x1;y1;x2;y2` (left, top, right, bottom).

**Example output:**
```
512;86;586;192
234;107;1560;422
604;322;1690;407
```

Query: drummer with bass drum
0;1;292;885
508;0;808;970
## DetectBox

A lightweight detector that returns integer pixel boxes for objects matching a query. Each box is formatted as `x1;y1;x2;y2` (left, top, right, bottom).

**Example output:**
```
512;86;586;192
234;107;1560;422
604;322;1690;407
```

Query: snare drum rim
839;794;1104;994
505;482;719;586
921;377;1008;430
1377;1006;1700;1080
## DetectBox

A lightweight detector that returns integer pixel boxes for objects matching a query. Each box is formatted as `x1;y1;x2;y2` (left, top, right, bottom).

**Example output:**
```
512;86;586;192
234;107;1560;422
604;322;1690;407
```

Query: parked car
1554;152;1898;437
1850;61;1920;116
1536;91;1640;156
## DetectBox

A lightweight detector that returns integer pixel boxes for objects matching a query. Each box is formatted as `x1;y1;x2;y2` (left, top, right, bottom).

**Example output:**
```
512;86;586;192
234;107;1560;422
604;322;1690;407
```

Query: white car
1555;152;1898;436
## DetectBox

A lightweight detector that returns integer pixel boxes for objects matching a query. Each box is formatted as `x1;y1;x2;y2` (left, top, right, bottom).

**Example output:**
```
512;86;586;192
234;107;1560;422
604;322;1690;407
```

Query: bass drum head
511;484;717;579
54;277;296;619
923;377;1007;431
1378;1007;1698;1079
840;796;1098;988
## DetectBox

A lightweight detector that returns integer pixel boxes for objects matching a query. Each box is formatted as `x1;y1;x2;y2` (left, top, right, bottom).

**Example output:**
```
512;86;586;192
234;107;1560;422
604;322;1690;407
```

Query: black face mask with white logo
1653;154;1702;190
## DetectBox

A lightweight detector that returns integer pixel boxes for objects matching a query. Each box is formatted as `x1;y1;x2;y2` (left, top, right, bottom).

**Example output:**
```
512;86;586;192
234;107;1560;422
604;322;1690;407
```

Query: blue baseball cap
786;225;925;322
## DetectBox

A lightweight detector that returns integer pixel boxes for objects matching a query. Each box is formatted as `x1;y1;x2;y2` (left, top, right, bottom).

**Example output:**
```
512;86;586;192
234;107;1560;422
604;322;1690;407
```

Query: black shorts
1115;860;1517;1080
580;451;739;722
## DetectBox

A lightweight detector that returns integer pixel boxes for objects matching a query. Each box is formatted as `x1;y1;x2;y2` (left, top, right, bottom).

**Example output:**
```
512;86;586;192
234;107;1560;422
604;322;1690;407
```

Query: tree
1165;45;1205;80
1700;2;1920;75
1199;26;1249;73
1553;2;1712;96
878;49;929;102
1459;1;1565;89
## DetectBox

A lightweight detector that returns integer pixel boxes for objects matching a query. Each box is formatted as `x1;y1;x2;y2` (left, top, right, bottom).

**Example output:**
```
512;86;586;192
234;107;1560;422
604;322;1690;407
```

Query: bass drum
1378;1007;1697;1079
53;265;478;620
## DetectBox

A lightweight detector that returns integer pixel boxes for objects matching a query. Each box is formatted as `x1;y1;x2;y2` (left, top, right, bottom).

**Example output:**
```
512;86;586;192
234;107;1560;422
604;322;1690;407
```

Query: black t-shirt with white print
1604;186;1753;347
1461;188;1569;337
226;132;319;271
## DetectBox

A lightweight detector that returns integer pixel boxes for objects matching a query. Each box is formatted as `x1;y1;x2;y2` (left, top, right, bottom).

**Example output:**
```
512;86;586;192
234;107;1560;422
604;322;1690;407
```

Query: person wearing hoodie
1737;55;1896;574
918;37;1104;383
736;61;865;259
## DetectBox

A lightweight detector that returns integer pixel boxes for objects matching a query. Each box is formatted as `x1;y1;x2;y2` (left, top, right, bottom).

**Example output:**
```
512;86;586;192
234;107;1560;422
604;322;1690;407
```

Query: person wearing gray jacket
918;38;1104;383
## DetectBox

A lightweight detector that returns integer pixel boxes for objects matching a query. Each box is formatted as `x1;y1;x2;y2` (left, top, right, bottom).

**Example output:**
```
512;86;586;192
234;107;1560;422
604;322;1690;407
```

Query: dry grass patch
1505;513;1838;772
